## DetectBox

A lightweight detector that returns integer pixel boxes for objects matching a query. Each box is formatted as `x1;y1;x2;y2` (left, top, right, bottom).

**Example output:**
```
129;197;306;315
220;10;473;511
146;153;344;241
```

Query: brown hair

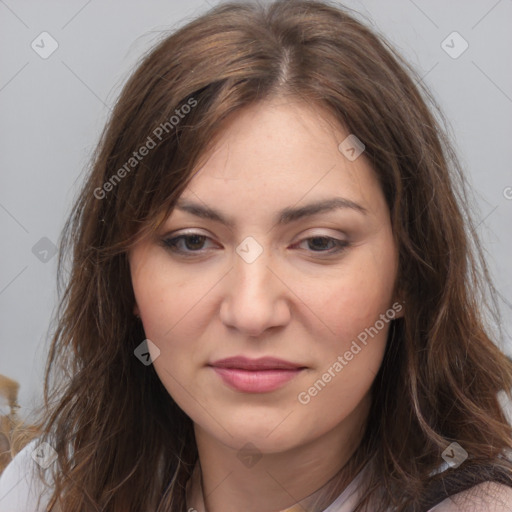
28;0;512;510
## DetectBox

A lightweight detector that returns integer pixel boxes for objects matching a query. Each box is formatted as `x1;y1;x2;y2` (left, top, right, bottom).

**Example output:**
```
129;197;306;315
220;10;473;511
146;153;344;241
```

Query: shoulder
428;481;512;511
0;437;54;512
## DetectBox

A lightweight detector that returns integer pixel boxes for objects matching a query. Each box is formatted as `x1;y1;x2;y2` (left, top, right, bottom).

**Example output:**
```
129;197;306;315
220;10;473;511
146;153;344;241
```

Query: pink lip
209;356;306;393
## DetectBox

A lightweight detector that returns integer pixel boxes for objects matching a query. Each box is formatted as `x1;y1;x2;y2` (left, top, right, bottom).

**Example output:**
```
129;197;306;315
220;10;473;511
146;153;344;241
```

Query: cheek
130;258;211;396
131;254;209;341
310;250;396;348
295;239;396;401
296;282;392;427
133;280;203;412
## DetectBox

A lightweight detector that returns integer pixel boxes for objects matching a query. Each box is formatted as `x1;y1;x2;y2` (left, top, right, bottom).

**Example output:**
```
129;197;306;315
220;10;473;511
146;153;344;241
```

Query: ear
133;303;140;317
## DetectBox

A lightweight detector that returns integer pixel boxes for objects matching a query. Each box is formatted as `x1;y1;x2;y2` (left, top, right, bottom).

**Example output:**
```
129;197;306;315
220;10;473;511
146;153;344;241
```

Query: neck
187;394;371;512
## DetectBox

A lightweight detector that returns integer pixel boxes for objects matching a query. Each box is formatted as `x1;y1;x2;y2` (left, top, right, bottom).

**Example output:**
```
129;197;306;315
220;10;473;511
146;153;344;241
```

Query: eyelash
161;233;350;257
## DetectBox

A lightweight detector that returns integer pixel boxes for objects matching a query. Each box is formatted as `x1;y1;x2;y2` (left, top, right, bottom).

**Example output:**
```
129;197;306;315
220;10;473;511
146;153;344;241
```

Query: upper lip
209;356;305;371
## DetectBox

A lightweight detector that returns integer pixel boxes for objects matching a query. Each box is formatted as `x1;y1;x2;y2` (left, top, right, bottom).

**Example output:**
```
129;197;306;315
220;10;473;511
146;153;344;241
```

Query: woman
1;1;511;510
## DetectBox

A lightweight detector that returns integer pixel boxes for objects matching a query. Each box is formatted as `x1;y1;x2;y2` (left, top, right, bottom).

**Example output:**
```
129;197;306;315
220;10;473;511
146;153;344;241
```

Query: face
129;97;402;454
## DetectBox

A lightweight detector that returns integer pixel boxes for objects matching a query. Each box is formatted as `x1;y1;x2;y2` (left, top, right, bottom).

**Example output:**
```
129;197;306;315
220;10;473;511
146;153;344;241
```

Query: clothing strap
420;461;512;511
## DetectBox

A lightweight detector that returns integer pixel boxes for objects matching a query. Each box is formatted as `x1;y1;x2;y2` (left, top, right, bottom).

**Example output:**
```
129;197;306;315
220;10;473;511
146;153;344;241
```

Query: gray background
1;0;511;422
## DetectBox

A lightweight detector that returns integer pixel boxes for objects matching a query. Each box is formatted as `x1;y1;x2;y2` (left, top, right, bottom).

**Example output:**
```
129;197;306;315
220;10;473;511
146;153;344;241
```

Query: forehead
194;98;349;178
175;98;386;222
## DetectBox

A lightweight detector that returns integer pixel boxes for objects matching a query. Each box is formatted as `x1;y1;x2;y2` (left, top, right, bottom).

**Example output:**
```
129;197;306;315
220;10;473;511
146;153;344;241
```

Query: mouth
208;356;307;393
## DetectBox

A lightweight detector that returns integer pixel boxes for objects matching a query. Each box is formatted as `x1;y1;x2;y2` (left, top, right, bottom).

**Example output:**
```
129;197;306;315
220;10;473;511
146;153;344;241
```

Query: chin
213;417;310;454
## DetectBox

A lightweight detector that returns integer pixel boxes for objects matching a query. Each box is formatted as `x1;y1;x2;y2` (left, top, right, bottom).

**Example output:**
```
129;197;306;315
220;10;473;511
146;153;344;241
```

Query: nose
219;243;291;337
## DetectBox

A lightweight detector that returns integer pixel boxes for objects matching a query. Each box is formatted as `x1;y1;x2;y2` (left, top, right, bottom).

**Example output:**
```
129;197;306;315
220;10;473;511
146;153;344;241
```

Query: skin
129;96;403;512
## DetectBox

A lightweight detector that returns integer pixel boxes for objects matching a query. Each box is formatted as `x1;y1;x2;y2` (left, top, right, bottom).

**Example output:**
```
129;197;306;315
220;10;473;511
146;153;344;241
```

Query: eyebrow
174;197;368;228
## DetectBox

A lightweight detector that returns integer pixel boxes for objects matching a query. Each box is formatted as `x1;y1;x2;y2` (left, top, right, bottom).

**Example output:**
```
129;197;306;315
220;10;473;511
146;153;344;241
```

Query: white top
1;438;512;511
0;439;54;512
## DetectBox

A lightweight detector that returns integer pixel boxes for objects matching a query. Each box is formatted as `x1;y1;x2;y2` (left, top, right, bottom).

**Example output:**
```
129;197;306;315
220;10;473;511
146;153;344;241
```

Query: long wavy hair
27;0;512;510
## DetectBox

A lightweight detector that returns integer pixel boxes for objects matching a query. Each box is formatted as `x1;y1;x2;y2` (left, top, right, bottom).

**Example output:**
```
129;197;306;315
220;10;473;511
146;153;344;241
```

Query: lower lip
211;367;304;393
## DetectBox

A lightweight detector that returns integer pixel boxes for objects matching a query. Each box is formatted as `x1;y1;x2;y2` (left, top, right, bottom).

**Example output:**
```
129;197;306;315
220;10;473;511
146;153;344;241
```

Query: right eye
161;233;219;256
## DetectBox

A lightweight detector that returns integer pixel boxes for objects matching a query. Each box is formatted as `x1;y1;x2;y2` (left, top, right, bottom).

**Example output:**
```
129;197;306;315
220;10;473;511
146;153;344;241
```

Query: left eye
162;234;349;256
295;236;348;253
